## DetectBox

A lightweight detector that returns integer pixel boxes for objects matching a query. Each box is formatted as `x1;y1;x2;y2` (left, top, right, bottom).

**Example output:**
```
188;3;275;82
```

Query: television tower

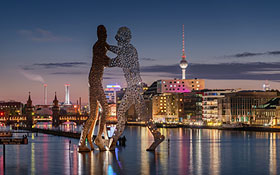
179;24;188;79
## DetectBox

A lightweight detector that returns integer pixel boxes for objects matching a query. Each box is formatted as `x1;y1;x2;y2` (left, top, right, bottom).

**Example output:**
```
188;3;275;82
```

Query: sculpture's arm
108;45;120;54
108;56;122;67
103;55;110;67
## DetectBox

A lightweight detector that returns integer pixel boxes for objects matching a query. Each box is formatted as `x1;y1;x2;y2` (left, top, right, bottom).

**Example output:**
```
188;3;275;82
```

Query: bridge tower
52;92;60;127
26;92;34;127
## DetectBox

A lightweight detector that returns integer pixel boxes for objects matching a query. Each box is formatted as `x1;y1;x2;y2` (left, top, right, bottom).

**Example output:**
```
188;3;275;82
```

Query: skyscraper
179;24;188;80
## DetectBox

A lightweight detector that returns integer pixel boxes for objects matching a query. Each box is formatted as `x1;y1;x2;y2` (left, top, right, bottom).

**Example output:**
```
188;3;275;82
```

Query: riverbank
15;124;280;140
126;122;280;132
17;126;82;139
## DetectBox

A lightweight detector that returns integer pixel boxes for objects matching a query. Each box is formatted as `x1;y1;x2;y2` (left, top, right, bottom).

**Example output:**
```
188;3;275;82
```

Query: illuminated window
170;85;173;87
177;81;179;83
163;81;165;83
174;85;176;87
197;85;200;87
180;99;182;101
196;81;199;83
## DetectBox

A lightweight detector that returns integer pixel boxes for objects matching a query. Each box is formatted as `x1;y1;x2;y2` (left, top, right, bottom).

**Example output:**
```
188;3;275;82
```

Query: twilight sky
1;0;280;104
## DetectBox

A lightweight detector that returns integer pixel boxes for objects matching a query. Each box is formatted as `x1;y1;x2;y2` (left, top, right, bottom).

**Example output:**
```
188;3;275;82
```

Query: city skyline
1;0;280;104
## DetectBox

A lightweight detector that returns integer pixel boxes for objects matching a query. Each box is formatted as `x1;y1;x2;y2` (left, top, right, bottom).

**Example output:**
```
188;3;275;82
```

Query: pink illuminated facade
157;79;205;93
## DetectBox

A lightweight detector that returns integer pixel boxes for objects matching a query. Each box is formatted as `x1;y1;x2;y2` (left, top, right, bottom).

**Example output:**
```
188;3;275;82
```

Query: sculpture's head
97;25;107;42
115;26;131;45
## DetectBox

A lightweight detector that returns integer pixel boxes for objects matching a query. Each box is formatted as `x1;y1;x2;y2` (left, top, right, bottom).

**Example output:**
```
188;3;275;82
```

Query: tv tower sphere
180;59;188;69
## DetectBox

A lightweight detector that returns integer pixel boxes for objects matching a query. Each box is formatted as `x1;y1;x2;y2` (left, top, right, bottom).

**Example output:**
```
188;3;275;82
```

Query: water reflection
209;130;220;175
1;126;280;174
77;150;119;174
269;133;277;175
197;129;202;175
31;142;35;175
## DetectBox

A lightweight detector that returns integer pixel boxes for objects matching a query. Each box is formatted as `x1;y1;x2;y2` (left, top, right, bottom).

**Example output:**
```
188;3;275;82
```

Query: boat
220;123;244;129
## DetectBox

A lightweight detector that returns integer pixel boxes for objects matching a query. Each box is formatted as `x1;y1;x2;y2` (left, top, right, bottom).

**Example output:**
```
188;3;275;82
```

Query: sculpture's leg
78;90;98;152
146;120;165;151
134;89;165;151
103;123;108;140
87;103;99;150
94;88;109;151
109;92;133;151
78;119;92;152
102;122;109;146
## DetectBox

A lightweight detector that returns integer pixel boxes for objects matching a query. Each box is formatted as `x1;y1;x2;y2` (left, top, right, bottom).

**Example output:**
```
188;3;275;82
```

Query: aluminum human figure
78;25;110;152
108;26;165;151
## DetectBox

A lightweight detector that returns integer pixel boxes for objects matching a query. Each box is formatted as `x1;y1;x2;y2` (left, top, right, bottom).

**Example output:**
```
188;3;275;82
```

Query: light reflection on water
0;126;279;175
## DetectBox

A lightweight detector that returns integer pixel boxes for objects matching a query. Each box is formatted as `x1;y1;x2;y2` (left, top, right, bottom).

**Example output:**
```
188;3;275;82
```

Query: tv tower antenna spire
180;24;188;79
182;24;186;59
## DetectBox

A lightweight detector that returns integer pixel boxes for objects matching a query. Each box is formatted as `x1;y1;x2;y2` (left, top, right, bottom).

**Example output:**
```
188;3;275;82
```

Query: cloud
34;62;88;69
19;70;45;83
233;52;263;58
18;28;71;42
268;51;280;55
228;50;280;58
140;57;157;61
141;62;280;80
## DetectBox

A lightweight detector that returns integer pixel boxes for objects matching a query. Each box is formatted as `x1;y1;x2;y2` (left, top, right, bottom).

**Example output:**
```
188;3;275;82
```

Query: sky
1;0;280;104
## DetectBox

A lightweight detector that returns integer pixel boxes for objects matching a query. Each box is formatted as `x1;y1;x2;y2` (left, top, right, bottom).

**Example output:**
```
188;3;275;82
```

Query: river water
0;126;279;175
